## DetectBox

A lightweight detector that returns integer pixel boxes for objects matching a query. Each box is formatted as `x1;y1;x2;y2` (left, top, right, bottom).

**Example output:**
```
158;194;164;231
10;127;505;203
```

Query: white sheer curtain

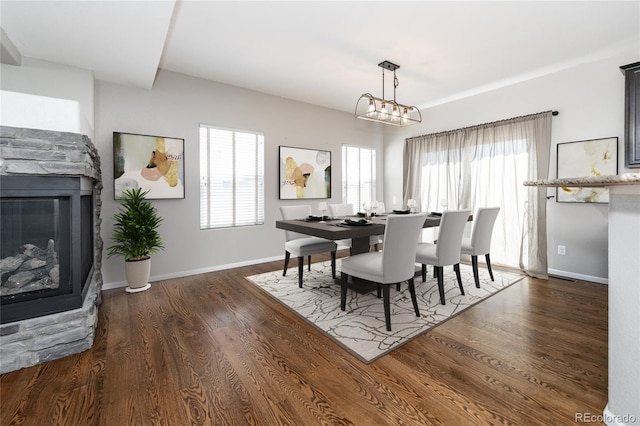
403;111;552;278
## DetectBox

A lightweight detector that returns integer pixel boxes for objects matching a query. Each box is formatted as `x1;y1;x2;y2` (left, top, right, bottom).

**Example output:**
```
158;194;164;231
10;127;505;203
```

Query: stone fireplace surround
0;125;103;374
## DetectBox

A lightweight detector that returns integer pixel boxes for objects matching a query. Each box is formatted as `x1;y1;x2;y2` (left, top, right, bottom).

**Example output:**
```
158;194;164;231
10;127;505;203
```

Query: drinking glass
371;200;379;216
318;202;328;223
407;199;417;214
363;200;372;220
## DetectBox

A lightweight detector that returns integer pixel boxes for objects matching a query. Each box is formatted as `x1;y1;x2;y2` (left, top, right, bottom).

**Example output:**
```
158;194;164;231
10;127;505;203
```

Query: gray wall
3;45;636;286
383;46;638;284
96;70;383;287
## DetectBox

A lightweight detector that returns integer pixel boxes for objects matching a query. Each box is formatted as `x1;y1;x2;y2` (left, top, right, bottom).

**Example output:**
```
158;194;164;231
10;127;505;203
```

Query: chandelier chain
393;71;399;102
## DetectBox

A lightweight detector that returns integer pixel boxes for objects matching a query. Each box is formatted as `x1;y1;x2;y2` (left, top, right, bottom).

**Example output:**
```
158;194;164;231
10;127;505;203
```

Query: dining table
276;212;472;292
276;212;470;255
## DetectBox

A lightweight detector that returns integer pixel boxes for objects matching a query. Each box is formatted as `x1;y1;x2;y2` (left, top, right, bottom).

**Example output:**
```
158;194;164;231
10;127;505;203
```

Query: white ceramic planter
124;257;151;293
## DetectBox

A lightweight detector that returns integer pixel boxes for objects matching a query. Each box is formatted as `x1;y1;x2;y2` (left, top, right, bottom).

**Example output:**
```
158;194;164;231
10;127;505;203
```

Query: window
404;111;552;274
342;145;376;211
416;138;529;267
199;125;264;229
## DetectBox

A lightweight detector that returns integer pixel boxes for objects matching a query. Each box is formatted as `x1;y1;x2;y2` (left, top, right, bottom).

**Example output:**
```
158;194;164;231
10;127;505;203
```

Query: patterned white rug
245;260;523;363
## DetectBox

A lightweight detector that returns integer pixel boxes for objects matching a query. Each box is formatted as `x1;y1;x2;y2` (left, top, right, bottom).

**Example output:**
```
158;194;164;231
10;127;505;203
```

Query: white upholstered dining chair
415;210;471;305
461;207;500;288
328;203;354;250
340;213;428;331
328;203;354;217
279;205;337;288
369;202;386;251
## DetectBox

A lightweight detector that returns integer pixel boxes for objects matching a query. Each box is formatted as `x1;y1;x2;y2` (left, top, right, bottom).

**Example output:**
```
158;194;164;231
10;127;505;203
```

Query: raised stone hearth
0;125;103;374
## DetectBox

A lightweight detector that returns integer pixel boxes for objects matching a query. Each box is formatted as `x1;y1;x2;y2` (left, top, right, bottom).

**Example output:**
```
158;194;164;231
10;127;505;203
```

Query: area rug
245;260;523;363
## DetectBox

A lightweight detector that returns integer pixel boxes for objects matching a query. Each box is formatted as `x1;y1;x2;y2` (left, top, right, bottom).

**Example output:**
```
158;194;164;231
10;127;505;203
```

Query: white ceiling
1;1;638;113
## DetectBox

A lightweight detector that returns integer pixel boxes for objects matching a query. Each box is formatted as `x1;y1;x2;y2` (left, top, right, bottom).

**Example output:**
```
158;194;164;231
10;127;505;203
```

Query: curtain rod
407;110;558;143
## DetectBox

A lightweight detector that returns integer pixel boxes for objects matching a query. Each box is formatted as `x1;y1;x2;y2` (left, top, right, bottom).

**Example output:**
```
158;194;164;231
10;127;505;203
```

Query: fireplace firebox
0;175;94;323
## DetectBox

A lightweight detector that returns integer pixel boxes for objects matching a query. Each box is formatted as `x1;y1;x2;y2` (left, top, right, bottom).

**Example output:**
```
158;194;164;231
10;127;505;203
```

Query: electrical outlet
558;245;566;255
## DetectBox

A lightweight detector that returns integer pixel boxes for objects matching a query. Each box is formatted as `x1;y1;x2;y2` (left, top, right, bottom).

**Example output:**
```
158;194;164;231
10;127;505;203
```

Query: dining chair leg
283;251;290;276
485;253;494;281
377;285;381;298
408;278;420;317
340;272;348;310
382;284;392;331
436;266;445;305
297;257;304;288
454;263;464;295
433;267;437;279
421;264;427;282
471;255;480;288
374;243;379;252
331;251;336;279
307;255;311;271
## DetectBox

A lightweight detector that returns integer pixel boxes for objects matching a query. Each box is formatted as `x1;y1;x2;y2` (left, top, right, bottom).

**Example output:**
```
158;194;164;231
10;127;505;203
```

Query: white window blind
200;125;264;229
342;145;376;211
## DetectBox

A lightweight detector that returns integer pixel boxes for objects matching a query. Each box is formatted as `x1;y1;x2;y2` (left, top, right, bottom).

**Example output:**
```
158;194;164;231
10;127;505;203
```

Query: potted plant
108;188;164;293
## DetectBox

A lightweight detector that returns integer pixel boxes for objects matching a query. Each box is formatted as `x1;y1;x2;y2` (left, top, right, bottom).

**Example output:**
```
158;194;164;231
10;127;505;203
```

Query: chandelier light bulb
392;105;399;117
380;102;388;119
368;98;375;112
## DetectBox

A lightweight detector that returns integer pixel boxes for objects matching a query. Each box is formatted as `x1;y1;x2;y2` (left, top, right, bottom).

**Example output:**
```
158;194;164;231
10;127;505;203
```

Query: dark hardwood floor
1;255;608;425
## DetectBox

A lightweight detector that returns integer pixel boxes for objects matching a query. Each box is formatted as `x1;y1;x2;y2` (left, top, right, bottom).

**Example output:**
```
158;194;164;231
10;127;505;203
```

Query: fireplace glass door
0;175;93;323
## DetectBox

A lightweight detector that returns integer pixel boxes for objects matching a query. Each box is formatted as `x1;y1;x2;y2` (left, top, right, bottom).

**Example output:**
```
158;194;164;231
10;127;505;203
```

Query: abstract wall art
556;137;618;203
113;132;185;199
279;146;331;199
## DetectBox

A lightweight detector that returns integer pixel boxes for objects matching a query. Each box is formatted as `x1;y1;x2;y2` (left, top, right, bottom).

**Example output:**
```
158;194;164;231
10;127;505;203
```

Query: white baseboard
101;255;285;290
548;268;608;285
103;264;609;289
602;403;638;426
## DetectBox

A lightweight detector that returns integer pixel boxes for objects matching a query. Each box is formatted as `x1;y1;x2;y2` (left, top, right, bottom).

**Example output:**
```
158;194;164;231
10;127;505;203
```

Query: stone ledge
524;173;640;188
1;147;67;161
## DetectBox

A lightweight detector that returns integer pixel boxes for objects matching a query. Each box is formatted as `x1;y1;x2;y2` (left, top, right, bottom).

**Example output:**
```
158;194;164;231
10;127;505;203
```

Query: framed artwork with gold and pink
113;132;185;199
279;146;331;200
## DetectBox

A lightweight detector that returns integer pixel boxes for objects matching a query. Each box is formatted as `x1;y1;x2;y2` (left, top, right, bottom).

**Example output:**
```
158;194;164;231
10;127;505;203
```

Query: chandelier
355;60;422;127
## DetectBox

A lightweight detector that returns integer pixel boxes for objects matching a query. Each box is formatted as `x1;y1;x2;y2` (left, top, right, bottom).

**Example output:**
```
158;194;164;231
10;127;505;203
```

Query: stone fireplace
0;125;103;374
